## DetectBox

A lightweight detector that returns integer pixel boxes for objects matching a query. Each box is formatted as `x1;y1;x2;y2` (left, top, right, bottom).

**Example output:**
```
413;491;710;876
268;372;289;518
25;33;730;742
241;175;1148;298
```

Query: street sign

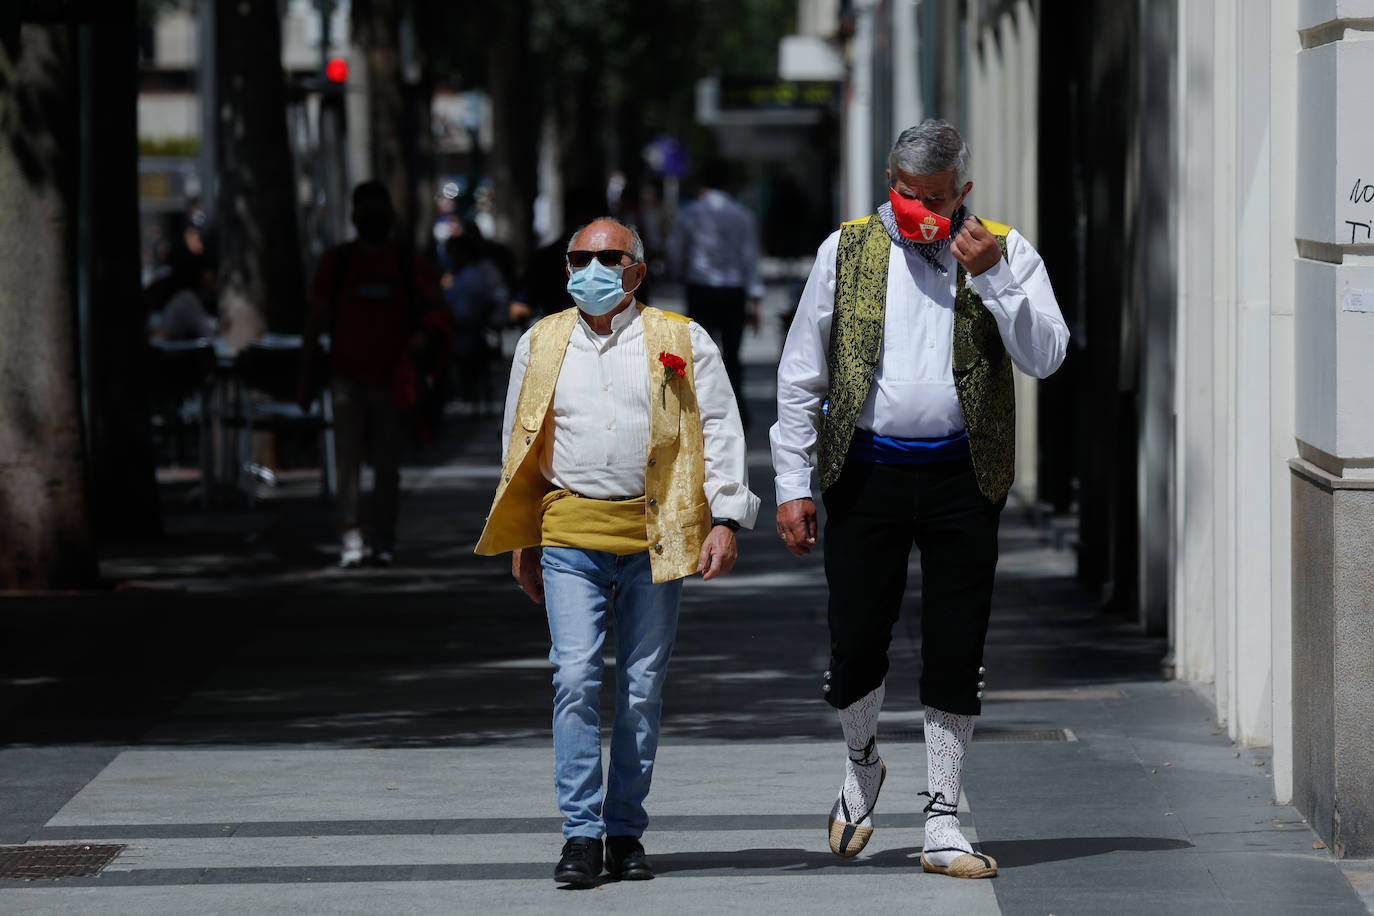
717;79;840;112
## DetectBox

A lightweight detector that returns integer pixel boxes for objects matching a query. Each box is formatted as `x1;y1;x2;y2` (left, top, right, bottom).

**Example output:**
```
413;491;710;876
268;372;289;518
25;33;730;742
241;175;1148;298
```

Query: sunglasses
567;249;635;269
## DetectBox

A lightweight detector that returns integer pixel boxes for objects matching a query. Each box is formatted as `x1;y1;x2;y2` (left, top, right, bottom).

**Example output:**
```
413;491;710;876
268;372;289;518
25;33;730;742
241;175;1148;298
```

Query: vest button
653;543;663;554
978;666;986;675
648;458;657;467
504;473;511;481
525;436;531;445
648;498;657;507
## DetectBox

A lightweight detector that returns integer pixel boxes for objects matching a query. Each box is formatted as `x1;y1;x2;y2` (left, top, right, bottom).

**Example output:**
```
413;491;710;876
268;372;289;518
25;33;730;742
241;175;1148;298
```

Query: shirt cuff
774;470;815;507
968;255;1015;301
708;488;761;529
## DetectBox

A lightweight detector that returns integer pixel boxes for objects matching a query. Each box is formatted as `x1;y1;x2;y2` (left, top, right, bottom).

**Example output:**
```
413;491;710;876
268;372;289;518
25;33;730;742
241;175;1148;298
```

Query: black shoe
553;837;603;888
605;835;654;881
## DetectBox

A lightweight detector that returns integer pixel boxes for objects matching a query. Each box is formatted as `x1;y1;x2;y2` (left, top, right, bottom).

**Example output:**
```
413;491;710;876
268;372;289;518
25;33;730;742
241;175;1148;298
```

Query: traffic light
325;57;348;84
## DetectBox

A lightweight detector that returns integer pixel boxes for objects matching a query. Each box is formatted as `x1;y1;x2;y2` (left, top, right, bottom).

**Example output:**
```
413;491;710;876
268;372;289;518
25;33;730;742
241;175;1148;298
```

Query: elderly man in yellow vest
771;120;1068;879
477;217;759;888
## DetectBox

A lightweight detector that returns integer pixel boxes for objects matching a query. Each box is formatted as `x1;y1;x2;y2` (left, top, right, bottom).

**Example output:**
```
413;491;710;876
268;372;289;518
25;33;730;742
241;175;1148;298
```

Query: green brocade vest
816;214;1016;503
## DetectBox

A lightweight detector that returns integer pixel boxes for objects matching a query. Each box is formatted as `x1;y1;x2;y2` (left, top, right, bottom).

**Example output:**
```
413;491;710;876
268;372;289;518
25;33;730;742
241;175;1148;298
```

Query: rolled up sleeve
691;322;760;528
968;229;1069;379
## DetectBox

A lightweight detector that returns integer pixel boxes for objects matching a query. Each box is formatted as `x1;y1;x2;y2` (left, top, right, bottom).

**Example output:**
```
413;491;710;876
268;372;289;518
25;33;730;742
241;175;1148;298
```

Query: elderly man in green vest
771;120;1068;879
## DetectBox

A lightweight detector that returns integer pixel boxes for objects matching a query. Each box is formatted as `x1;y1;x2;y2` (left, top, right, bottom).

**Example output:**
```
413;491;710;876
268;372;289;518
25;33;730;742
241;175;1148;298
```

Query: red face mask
888;188;951;242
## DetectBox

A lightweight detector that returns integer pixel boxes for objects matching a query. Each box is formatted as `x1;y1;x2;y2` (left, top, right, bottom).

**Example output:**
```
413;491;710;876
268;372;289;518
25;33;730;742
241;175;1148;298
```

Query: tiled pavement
2;287;1369;914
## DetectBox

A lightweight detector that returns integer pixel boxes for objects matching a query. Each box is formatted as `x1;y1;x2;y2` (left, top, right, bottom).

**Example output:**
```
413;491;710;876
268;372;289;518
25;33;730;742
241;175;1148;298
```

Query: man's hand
776;498;818;557
512;547;544;603
747;298;762;333
697;526;738;580
950;215;1000;276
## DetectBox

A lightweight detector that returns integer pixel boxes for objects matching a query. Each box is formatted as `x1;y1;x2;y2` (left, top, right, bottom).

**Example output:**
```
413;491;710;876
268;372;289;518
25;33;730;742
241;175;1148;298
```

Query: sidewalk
2;291;1371;914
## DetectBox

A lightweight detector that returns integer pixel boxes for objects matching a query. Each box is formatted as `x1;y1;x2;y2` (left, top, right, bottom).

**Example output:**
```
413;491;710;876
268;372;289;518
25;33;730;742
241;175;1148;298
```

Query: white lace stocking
922;705;975;867
833;682;884;825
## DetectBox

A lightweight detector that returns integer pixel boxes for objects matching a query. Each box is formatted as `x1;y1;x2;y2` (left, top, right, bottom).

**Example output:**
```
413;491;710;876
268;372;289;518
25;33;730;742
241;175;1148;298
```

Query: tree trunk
214;0;306;338
85;1;162;538
355;1;406;222
0;22;98;589
411;78;437;255
486;0;538;268
353;0;432;252
555;68;609;230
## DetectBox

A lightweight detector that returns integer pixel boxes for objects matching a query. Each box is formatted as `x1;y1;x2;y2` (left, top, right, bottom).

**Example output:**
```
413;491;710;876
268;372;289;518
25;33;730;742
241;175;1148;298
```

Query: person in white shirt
668;158;766;428
770;120;1068;879
476;217;759;888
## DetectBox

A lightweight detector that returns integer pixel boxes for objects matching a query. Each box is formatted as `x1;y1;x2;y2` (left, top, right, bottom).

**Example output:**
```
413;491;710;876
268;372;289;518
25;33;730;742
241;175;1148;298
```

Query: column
1290;0;1374;859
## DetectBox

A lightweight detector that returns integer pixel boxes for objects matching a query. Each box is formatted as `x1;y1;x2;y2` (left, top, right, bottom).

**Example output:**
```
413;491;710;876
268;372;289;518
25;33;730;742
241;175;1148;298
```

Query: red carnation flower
658;351;686;407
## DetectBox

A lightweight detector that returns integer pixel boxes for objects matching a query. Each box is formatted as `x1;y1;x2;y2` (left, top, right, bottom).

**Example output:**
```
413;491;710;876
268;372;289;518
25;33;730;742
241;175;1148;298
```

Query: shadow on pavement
1;393;1168;750
649;835;1194;875
975;835;1195;868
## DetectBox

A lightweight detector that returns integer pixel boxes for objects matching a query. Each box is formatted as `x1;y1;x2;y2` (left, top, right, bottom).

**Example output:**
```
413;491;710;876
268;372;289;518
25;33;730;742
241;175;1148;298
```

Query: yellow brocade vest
816;214;1016;502
474;304;711;584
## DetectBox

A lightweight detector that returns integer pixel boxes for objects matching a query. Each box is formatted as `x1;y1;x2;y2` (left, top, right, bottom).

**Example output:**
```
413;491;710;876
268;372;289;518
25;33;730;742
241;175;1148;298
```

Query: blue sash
847;427;971;465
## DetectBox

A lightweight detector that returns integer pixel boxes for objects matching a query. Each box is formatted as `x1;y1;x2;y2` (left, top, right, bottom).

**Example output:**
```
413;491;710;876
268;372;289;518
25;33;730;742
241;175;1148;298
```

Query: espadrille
920;849;997;879
827;759;886;857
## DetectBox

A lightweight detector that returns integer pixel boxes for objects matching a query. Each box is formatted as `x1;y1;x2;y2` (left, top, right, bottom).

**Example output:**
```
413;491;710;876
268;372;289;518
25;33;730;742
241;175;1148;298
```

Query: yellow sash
540;489;650;555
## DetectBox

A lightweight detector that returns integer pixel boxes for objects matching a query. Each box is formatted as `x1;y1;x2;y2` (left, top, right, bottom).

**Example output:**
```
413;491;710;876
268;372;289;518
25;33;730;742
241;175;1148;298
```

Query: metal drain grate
0;844;125;879
886;727;1076;743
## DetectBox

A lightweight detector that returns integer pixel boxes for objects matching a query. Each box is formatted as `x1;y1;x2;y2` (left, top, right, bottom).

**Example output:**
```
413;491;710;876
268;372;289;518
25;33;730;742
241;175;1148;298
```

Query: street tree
87;0;162;539
215;0;307;336
0;21;98;588
353;0;440;253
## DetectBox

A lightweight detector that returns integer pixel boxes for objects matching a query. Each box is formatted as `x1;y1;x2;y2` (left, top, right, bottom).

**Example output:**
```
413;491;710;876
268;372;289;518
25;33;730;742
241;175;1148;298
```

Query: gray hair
566;216;645;263
888;119;971;188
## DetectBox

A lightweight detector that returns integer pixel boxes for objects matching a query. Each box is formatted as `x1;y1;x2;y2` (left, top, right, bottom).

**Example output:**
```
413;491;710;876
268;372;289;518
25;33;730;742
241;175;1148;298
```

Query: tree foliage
419;0;795;256
426;0;795;152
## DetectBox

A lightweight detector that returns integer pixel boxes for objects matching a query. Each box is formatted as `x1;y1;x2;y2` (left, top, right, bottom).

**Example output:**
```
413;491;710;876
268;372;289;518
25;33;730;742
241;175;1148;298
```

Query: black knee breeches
820;457;1002;716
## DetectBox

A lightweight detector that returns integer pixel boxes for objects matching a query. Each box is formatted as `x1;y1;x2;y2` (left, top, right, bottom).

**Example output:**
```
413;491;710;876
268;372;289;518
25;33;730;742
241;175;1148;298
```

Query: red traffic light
325;57;348;83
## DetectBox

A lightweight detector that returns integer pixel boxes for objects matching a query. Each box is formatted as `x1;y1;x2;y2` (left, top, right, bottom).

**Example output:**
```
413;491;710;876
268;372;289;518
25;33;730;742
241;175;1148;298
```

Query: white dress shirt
667;189;766;298
770;227;1069;505
503;305;760;527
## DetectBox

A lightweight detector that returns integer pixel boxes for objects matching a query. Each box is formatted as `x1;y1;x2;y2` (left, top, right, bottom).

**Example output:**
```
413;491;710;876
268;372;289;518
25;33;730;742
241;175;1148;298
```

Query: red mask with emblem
888;188;951;242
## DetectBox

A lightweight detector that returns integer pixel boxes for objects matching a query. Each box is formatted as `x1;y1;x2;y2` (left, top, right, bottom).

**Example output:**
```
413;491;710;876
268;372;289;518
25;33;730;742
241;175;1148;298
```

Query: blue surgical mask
566;260;632;315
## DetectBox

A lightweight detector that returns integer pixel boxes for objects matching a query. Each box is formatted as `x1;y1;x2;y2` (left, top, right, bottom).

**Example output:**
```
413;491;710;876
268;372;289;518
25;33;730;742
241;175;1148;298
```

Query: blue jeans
541;547;683;840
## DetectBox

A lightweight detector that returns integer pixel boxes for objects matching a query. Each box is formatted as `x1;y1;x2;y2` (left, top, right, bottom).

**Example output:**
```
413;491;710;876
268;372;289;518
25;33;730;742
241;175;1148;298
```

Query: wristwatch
711;517;740;532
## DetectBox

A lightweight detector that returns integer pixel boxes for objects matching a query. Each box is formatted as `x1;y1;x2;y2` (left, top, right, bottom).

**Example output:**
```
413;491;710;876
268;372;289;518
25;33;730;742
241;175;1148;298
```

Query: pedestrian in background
442;220;508;408
477;217;758;888
508;185;607;327
667;158;765;429
298;181;443;568
772;120;1069;878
